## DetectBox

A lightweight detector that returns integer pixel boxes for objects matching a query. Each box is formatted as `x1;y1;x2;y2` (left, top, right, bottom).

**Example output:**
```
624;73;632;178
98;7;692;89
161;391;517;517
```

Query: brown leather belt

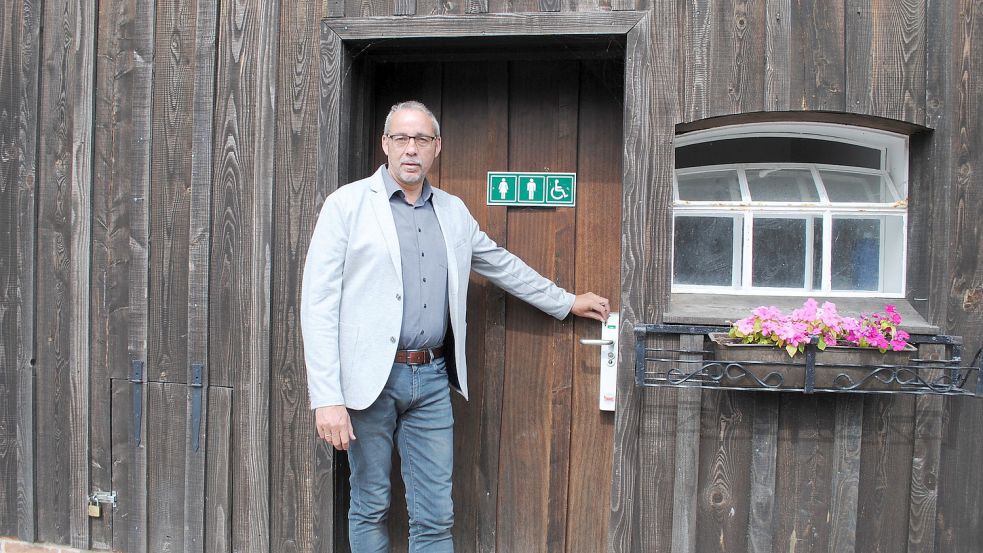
394;346;444;365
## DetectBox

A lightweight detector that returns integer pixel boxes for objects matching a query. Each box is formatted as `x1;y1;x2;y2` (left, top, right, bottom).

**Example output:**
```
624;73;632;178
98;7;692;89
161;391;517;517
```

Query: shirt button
420;330;425;335
421;252;425;257
390;336;397;343
396;293;402;301
423;277;427;283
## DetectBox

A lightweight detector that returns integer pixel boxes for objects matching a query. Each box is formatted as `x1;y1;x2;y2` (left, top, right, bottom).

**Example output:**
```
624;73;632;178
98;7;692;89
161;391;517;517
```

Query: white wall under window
671;123;908;298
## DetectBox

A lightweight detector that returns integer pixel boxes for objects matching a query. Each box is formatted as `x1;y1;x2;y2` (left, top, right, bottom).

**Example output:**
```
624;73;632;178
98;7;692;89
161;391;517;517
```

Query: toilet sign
487;172;576;207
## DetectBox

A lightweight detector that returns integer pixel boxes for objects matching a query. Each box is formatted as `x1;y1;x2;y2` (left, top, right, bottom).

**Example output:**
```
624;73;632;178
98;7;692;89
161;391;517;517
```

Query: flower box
707;333;919;392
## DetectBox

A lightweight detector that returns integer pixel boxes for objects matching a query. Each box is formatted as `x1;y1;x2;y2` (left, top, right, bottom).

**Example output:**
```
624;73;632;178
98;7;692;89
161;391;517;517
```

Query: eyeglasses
386;134;438;149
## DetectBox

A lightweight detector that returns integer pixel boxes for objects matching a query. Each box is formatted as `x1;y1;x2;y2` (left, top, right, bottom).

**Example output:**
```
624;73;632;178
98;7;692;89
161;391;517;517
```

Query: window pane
831;218;880;290
812;217;823;289
674;216;739;286
752;217;806;288
676;138;882;169
745;168;820;202
676;171;741;201
820;170;896;203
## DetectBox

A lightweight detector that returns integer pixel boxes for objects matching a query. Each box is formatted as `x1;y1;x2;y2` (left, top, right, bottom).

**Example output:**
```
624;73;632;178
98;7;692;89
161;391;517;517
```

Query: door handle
582;313;619;411
580;338;614;346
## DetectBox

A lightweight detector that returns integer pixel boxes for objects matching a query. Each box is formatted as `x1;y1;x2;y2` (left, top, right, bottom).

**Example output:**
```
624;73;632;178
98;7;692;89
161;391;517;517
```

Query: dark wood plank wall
2;1;983;553
271;1;331;552
0;0;41;543
90;1;155;551
33;0;96;548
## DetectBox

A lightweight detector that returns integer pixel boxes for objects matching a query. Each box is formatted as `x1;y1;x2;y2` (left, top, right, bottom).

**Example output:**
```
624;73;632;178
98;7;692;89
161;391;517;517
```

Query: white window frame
671;123;909;298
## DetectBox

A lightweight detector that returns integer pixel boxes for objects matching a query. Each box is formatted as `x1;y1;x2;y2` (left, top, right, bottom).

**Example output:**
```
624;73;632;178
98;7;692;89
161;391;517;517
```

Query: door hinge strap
190;362;204;452
131;360;144;446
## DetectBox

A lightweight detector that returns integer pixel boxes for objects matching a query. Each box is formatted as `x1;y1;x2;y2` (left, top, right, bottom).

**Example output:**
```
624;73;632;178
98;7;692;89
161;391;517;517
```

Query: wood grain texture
147;383;188;552
566;58;622;553
182;0;221;550
670;335;703;553
772;396;835;553
210;0;280;550
394;0;417;15
147;0;198;384
828;396;862;553
498;59;578;553
325;13;646;39
90;0;156;547
271;0;323;550
845;0;925;124
317;24;344;552
695;390;753;553
438;60;510;553
345;0;393;16
0;0;40;541
747;395;778;553
205;387;233;553
789;0;845;111
111;378;148;553
612;13;672;553
907;345;944;553
855;396;915;553
687;0;766;119
35;0;96;546
935;1;983;551
764;0;791;110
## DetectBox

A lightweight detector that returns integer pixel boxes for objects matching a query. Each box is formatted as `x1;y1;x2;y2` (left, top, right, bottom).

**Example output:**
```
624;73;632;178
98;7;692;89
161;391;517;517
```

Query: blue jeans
347;358;455;553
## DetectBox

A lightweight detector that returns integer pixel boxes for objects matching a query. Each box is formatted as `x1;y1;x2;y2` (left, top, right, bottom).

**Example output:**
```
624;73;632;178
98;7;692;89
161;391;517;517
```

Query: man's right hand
315;405;356;451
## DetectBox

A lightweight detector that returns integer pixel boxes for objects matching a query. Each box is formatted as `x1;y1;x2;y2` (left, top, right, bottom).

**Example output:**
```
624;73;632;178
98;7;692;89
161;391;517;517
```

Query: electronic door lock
580;313;619;411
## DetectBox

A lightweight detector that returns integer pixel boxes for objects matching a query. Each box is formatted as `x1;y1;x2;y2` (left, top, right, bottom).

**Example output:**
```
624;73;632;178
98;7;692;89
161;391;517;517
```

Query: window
672;123;908;297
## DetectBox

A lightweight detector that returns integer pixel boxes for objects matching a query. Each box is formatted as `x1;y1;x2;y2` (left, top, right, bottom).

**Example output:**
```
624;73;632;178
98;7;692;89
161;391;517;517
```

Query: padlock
88;498;101;518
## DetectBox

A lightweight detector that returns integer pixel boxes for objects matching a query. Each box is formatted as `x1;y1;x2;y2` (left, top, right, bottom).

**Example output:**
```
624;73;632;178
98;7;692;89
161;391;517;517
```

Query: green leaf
817;337;827;350
786;344;798;357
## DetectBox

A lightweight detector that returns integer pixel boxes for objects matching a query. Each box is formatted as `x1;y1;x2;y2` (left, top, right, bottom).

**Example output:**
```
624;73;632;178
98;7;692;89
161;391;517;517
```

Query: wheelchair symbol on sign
549;179;570;201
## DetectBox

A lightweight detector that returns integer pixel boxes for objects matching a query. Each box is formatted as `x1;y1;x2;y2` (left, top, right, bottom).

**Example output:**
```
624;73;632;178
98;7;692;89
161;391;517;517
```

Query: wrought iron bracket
190;362;204;452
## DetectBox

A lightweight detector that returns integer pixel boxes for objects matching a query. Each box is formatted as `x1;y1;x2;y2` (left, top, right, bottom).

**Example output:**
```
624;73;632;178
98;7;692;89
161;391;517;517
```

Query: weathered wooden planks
210;0;281;551
270;0;326;551
90;0;156;548
669;336;703;553
206;387;234;553
497;59;579;553
695;391;753;553
327;13;646;39
439;60;510;553
0;0;41;541
845;0;926;124
789;0;845;111
855;395;915;553
682;0;766;121
828;396;863;553
35;0;97;547
565;58;622;553
907;345;945;553
746;395;778;553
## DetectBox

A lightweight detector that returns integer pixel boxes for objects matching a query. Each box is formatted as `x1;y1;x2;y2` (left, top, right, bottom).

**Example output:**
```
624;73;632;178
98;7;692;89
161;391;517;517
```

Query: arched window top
671;122;908;297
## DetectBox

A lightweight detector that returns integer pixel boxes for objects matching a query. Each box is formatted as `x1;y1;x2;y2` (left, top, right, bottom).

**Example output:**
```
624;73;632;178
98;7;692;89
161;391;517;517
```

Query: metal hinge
190;362;204;452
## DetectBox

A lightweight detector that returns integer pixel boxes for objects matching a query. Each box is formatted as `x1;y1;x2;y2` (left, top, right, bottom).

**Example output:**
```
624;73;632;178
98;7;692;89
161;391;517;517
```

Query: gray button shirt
382;167;450;350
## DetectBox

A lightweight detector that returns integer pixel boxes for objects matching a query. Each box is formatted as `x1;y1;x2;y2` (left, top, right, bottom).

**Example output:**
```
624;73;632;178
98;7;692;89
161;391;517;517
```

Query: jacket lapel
368;171;403;283
431;191;459;316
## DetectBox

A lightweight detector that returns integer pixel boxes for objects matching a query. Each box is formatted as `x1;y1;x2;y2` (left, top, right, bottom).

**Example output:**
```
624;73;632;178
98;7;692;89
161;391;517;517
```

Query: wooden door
358;56;624;553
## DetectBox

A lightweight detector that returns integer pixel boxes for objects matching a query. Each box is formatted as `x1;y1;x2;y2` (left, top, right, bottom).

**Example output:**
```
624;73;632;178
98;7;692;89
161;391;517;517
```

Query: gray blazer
301;167;575;410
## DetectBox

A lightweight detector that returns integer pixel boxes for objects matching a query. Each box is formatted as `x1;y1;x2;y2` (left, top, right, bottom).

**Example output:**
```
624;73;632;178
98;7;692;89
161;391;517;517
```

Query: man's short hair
384;101;441;138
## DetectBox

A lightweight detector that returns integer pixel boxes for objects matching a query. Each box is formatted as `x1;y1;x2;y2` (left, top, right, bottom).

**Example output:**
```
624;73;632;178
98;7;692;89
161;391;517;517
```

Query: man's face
382;108;442;189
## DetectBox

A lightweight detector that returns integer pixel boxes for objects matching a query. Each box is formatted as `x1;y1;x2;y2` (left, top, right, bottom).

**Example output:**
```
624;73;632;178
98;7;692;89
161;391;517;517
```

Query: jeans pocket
433;357;448;375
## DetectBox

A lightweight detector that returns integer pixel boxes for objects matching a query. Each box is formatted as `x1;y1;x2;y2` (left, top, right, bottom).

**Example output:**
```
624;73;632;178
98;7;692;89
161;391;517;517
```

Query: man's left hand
570;292;611;322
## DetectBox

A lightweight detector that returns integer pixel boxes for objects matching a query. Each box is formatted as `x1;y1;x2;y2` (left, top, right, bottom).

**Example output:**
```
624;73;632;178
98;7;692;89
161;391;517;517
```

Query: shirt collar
382;165;432;206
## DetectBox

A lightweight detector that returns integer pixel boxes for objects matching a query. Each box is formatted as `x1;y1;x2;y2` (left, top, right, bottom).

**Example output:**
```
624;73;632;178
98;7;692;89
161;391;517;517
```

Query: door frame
318;12;665;552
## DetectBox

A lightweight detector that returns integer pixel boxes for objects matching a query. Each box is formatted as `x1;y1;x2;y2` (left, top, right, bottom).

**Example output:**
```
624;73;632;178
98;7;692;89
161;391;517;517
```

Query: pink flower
791;298;818;321
885;304;903;325
736;317;755;335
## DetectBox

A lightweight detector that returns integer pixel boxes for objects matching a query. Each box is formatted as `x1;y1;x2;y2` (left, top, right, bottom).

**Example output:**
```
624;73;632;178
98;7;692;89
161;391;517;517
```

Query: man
301;101;610;553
